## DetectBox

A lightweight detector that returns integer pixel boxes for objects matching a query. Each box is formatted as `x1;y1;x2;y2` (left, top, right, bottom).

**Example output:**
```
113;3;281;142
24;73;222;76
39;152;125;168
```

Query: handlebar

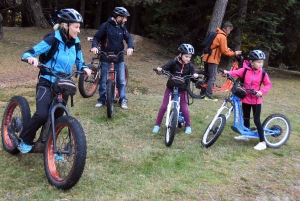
219;68;257;95
153;68;195;80
21;58;85;78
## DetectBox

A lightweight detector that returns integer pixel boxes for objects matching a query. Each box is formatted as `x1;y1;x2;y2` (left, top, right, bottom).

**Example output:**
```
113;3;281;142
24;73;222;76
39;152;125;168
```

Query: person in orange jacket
201;21;242;101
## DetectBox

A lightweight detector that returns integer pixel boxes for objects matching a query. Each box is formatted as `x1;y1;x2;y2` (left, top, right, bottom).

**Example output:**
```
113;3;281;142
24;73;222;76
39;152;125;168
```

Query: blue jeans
97;61;127;104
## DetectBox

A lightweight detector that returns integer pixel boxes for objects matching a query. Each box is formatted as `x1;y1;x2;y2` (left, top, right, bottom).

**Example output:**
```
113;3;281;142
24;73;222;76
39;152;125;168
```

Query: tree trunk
234;0;248;51
93;0;103;29
28;0;50;28
0;13;3;39
130;6;137;34
80;0;86;28
207;0;229;69
207;0;228;32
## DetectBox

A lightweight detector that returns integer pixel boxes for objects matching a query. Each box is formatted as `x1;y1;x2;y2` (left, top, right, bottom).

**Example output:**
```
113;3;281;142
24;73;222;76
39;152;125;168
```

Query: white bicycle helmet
248;50;266;60
178;44;194;54
57;8;83;23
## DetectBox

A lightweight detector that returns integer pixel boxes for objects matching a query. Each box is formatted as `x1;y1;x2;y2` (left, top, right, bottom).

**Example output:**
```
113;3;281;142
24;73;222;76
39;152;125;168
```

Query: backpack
39;33;80;64
201;32;218;55
239;68;266;87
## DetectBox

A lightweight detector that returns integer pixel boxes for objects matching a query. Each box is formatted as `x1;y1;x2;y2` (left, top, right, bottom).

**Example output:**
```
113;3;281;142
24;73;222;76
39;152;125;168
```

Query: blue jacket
92;17;134;62
22;30;86;83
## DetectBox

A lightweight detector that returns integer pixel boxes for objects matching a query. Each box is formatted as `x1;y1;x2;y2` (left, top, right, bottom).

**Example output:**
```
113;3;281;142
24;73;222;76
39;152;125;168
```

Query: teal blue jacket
22;30;86;83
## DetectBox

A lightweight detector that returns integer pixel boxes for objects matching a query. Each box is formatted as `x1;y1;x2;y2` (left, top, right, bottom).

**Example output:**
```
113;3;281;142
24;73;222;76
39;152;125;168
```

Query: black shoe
204;95;218;101
200;93;206;99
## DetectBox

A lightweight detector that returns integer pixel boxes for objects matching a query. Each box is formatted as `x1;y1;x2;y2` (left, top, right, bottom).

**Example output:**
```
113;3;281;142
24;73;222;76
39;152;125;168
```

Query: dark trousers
242;103;264;142
20;78;68;145
204;62;218;97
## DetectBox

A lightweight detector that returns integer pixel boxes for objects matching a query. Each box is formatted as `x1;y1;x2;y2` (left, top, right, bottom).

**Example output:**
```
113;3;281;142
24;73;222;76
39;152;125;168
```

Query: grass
0;27;300;200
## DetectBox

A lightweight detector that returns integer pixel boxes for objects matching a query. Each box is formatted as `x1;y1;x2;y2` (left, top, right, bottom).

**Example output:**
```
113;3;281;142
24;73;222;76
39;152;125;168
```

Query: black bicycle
1;60;87;190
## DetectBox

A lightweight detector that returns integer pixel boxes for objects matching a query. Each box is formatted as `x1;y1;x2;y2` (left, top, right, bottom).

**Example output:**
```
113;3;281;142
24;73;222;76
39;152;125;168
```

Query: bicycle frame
107;62;119;99
33;94;71;153
165;87;181;128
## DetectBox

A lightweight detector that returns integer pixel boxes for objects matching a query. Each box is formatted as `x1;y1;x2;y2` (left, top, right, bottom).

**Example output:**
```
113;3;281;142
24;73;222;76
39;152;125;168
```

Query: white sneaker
234;135;249;141
254;142;267;150
95;102;104;108
120;99;128;110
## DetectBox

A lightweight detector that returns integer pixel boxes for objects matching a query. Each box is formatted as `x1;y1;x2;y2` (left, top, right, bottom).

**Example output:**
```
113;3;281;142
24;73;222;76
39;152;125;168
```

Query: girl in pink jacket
223;50;272;150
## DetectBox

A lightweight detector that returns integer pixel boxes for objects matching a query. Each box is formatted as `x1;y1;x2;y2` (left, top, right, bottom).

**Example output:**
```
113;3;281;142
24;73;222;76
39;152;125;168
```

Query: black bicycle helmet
178;44;194;54
113;7;130;17
57;8;83;23
248;50;266;60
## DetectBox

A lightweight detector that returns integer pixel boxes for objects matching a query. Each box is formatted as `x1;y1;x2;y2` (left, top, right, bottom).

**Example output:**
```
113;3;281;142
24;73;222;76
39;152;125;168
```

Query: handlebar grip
21;58;28;62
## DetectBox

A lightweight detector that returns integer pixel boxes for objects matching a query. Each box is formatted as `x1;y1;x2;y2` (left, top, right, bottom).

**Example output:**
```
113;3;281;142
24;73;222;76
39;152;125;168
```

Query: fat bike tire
78;64;99;98
1;96;31;154
106;79;115;118
262;113;291;148
44;116;87;190
165;108;178;147
202;114;226;148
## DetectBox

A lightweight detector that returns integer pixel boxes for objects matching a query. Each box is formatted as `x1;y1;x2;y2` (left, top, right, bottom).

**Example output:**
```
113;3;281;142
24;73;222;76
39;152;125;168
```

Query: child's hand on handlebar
255;90;262;97
193;73;199;78
90;47;98;55
26;57;38;67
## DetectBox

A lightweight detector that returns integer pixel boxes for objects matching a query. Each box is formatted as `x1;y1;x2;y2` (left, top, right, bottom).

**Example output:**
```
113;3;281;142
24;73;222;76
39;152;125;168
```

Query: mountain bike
78;40;128;98
201;69;291;148
153;69;198;147
1;60;87;190
187;56;242;99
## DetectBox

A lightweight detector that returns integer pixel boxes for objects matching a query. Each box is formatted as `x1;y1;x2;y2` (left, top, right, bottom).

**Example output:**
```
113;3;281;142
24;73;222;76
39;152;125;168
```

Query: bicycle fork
207;99;233;130
165;93;180;127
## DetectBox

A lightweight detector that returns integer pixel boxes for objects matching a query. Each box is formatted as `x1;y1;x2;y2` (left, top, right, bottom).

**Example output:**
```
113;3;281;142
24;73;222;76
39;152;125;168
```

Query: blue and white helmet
248;50;266;60
178;44;194;54
57;8;83;23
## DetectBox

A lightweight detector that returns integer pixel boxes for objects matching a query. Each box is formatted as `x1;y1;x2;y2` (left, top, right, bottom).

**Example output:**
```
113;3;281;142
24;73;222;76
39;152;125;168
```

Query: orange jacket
202;28;235;64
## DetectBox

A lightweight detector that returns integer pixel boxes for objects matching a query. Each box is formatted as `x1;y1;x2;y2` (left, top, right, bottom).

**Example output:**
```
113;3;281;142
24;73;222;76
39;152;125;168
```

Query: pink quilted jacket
229;60;272;104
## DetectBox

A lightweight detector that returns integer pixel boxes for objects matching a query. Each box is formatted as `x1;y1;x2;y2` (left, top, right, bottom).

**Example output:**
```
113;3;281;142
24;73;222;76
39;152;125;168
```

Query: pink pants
155;87;191;127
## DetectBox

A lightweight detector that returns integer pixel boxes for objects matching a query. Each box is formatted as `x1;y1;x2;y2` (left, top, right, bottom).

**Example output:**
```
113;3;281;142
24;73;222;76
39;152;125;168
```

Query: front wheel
1;96;31;154
186;70;208;99
262;113;291;148
202;114;226;148
44;116;87;190
78;64;99;98
165;108;178;147
106;79;115;118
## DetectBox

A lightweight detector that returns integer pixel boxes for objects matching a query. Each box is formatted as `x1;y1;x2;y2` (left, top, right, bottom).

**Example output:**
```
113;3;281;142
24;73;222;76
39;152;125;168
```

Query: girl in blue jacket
19;8;91;153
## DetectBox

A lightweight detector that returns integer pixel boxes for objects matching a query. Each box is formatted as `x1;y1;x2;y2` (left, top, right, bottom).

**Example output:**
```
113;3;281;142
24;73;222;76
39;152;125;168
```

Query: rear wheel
186;70;208;99
78;64;99;98
1;96;31;154
202;114;226;148
165;108;178;147
106;79;115;118
44;116;87;190
262;114;291;148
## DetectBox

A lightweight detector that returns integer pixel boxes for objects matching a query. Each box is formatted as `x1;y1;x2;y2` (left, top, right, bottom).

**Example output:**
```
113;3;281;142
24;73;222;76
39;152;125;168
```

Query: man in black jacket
91;7;134;110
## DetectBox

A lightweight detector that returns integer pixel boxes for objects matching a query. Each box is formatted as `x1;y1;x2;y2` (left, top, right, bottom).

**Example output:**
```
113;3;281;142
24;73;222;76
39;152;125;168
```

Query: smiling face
68;22;81;39
250;59;264;70
181;54;192;63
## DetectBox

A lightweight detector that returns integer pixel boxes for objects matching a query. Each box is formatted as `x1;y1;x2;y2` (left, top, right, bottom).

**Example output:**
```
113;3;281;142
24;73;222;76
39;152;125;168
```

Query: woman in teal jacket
19;8;91;153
